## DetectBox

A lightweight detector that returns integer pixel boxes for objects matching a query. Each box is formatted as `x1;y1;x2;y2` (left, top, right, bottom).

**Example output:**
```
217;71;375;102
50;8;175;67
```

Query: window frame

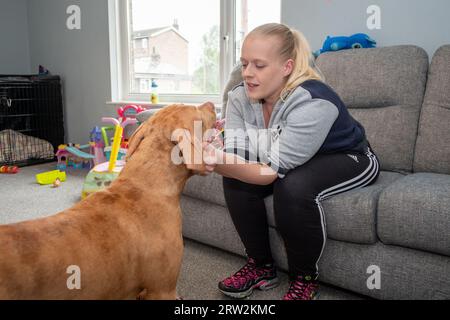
109;0;239;105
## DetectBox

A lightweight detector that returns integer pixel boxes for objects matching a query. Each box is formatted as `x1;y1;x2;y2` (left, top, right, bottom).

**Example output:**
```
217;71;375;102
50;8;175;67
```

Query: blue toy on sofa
314;33;376;57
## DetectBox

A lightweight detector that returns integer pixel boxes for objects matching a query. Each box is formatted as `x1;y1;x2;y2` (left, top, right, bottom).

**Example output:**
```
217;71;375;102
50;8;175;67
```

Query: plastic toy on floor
82;106;145;199
36;170;66;185
52;178;62;188
90;126;107;166
102;116;135;163
81;118;127;199
56;143;95;170
314;33;376;57
0;165;19;174
100;105;142;161
118;105;145;123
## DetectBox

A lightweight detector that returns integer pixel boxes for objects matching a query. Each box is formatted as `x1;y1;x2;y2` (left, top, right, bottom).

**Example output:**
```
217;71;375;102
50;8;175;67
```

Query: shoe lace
284;276;318;300
223;258;269;288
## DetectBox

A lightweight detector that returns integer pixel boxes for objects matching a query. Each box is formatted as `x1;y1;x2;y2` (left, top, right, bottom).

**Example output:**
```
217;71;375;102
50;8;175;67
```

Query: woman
202;23;380;300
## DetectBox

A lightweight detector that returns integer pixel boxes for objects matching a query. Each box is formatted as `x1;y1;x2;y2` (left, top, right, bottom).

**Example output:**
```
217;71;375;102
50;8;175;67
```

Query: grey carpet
0;162;364;300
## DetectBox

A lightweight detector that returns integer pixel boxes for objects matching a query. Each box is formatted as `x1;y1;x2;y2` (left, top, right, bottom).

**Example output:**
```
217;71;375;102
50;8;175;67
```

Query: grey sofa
181;45;450;300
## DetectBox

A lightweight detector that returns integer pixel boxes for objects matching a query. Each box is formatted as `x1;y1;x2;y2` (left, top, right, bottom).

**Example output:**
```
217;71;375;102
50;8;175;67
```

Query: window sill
106;101;168;108
106;101;223;109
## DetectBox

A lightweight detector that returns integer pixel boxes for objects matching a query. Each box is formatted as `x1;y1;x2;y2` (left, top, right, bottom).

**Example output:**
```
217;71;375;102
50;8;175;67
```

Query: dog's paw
137;289;148;300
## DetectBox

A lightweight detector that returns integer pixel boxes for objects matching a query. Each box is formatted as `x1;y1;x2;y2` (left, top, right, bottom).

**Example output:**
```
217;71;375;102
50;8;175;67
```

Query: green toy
81;160;125;199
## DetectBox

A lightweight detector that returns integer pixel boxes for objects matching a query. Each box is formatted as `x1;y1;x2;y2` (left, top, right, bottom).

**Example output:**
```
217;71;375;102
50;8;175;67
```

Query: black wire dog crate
0;75;64;167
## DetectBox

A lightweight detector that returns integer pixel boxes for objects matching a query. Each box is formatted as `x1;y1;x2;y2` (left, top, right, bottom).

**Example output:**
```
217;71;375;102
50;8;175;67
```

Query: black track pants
223;148;380;278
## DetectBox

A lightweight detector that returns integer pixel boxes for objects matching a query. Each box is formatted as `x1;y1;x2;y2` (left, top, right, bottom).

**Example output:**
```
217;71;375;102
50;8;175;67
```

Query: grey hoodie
224;80;367;178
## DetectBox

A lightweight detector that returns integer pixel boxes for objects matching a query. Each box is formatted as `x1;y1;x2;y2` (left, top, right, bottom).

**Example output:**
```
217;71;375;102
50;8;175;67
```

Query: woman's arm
206;87;277;185
205;147;278;185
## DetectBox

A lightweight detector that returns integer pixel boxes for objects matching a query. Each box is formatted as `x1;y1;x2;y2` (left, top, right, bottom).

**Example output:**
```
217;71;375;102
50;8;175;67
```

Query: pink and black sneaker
283;275;319;300
218;258;279;299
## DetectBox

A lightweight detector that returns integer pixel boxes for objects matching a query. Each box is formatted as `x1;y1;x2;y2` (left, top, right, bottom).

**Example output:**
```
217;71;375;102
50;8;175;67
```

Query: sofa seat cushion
184;171;403;245
264;171;403;244
184;173;227;207
378;173;450;256
181;195;246;256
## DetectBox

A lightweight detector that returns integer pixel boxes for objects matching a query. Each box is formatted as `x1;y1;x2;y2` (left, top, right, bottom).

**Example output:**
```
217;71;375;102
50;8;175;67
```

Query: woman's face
241;35;293;104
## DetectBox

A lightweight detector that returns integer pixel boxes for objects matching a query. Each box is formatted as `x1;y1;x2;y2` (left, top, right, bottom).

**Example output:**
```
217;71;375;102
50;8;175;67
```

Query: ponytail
282;29;323;100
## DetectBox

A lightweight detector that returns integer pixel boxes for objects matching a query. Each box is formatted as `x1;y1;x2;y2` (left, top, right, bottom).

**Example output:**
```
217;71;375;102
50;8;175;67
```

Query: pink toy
215;119;226;131
118;105;145;123
116;105;144;144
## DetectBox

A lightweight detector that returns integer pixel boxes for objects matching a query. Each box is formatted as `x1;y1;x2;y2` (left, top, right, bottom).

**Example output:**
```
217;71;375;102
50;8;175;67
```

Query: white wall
0;0;31;74
282;0;450;59
27;0;115;143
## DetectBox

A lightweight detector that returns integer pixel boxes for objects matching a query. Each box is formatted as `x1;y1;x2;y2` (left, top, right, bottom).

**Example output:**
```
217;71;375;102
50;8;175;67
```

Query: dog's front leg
136;289;148;300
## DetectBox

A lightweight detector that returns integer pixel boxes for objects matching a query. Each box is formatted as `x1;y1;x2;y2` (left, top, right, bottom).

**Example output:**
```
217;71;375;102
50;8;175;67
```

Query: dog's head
126;102;217;175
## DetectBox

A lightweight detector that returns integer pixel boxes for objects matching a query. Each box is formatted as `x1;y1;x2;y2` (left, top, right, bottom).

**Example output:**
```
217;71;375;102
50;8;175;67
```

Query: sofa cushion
318;239;450;300
181;195;246;256
378;173;450;256
414;45;450;175
181;199;450;299
267;231;450;300
316;46;429;172
264;171;403;244
184;173;226;207
184;171;403;245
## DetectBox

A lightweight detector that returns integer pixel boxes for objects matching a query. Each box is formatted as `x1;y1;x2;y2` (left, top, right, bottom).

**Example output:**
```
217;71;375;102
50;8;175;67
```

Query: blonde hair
246;23;323;100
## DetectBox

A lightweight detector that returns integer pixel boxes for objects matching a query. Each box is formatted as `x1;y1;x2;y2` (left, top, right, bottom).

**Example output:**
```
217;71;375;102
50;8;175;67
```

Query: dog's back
0;191;145;300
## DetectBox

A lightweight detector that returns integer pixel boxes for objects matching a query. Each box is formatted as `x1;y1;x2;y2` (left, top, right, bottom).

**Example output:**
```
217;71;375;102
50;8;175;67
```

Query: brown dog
0;103;216;300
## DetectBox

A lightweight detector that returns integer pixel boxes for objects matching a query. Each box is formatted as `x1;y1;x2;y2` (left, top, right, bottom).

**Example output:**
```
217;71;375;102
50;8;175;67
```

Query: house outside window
111;0;280;104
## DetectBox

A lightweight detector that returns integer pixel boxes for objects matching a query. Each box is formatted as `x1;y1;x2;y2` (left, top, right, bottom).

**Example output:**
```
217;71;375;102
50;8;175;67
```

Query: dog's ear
126;124;146;161
174;127;209;175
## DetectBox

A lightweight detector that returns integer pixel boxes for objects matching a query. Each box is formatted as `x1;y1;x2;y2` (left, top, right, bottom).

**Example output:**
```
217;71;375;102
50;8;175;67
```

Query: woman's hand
202;130;223;174
203;142;218;174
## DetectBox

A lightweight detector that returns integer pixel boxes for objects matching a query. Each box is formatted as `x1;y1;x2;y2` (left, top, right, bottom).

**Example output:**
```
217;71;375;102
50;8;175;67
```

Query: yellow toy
36;170;67;185
108;124;123;172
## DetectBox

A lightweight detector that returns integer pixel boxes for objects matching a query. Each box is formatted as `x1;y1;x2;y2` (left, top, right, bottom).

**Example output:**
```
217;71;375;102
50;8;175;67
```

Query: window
134;37;148;49
235;0;282;66
111;0;280;104
139;79;151;93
